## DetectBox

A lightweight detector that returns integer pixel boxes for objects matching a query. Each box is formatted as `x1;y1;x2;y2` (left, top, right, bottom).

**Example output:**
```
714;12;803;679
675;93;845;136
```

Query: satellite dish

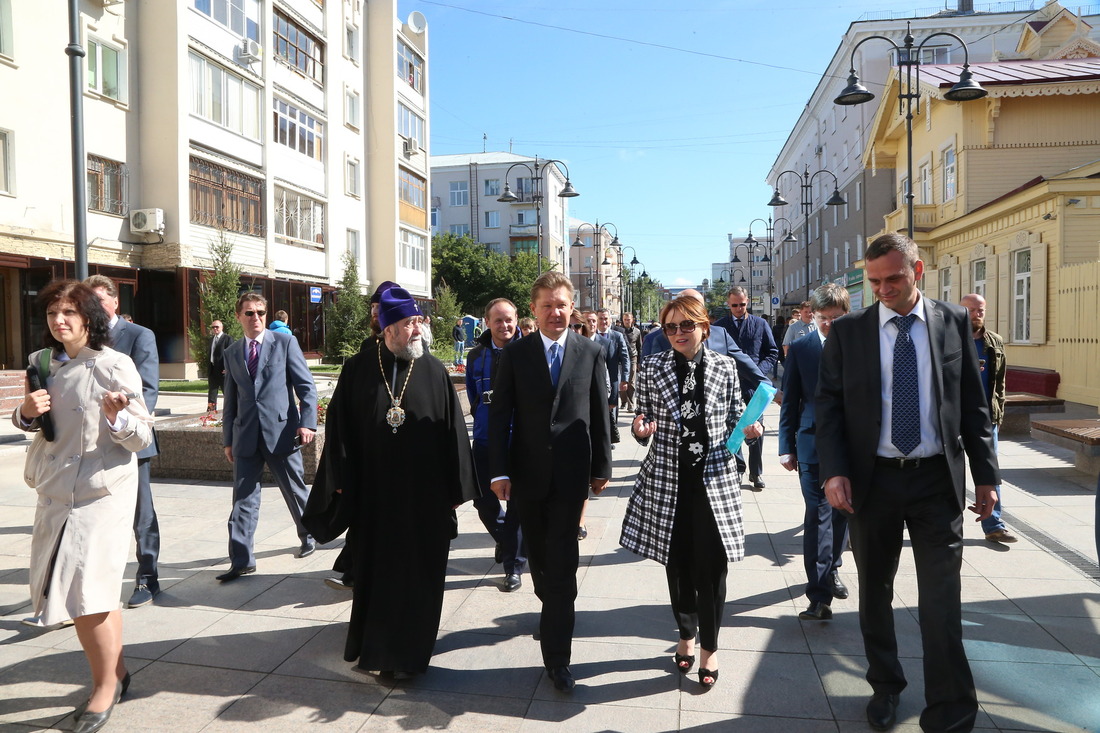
407;11;427;34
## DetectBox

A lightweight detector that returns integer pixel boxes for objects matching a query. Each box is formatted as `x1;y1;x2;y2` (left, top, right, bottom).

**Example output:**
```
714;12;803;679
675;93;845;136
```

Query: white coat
13;346;152;624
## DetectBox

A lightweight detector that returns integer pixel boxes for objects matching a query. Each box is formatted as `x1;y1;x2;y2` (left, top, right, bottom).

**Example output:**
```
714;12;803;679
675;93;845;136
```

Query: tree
188;230;242;374
431;232;537;319
430;281;462;354
326;251;370;360
705;279;731;321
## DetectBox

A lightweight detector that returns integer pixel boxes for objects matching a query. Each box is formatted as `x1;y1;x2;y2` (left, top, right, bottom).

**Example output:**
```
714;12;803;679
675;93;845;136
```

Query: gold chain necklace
378;343;415;433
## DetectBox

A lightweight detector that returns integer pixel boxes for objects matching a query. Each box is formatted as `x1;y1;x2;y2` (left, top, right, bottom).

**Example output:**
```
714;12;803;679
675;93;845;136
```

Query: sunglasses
244;310;267;318
730;303;748;308
662;320;697;335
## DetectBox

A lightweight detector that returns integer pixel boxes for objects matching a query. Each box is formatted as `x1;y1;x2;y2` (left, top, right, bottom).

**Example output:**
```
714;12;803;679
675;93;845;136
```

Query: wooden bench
1001;392;1065;436
1030;418;1100;475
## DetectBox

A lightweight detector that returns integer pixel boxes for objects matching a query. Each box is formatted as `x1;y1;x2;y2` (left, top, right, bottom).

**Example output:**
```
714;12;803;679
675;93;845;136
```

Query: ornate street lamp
498;158;579;274
768;167;846;298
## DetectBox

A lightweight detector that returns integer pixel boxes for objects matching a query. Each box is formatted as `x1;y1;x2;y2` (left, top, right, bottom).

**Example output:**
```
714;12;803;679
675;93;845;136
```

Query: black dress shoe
753;478;766;490
867;692;900;731
798;601;833;621
830;572;849;600
503;574;522;592
577;526;588;541
546;665;575;692
298;540;316;558
216;565;256;582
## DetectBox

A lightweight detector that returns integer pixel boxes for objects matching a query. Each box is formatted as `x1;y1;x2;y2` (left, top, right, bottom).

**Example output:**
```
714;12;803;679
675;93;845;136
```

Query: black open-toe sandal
698;667;719;688
674;653;695;674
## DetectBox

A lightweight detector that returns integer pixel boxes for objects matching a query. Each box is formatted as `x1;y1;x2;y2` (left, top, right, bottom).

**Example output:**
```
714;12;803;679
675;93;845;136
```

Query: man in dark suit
777;283;850;623
489;271;613;692
816;233;999;732
714;286;779;489
220;292;318;581
207;319;232;411
594;307;631;443
86;275;162;609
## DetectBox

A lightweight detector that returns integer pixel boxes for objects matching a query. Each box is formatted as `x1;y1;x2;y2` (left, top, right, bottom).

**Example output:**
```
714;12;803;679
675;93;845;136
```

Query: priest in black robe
305;287;476;678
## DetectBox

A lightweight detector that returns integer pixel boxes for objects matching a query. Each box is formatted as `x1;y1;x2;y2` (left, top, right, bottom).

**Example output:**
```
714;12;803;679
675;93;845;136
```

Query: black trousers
665;471;727;652
515;494;584;669
472;442;526;575
207;370;225;405
850;456;977;733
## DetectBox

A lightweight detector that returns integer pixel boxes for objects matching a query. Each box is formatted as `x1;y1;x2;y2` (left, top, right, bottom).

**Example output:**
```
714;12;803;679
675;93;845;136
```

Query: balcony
509;223;538;236
884;203;940;233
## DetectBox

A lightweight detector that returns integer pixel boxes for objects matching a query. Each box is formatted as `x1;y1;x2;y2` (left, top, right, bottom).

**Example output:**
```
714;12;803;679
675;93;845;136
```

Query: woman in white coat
620;295;759;690
15;279;152;733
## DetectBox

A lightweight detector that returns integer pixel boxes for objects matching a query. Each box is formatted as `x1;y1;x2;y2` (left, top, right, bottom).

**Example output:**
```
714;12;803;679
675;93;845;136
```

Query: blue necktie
891;314;920;455
548;343;562;388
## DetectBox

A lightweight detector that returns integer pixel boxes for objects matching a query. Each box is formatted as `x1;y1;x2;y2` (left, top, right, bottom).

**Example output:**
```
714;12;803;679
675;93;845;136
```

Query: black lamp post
620;245;639;315
834;21;987;239
768;167;846;299
572;221;621;312
498;158;579;274
733;228;772;315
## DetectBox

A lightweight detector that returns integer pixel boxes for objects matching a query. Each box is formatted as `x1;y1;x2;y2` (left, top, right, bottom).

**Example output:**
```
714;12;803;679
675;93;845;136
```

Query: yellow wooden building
860;7;1100;406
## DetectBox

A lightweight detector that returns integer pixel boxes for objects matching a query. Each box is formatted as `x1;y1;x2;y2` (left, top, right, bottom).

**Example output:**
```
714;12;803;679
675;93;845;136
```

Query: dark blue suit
713;313;779;481
110;318;161;589
777;331;848;604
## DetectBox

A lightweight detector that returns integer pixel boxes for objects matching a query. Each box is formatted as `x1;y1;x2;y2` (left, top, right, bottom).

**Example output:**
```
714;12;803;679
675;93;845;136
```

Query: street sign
309;286;322;303
771;296;779;305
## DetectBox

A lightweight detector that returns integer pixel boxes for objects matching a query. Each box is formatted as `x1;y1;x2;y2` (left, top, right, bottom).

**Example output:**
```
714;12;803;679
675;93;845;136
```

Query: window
190;53;261;139
842;141;849;170
87;37;125;102
399;169;426;209
398;103;425;145
972;259;986;297
449;181;468;207
86;155;127;216
892;45;950;65
192;0;261;42
400;229;426;271
484;210;499;228
515;177;536;198
942;147;956;202
0;0;13;59
430;207;438;228
940;265;952;302
448;224;470;236
485;242;504;255
273;9;324;83
274;187;325;248
513;239;537;256
844;241;850;268
517;209;534;225
855;180;862;211
189;157;264;236
273;99;323;161
918;163;931;204
345;87;360;129
397;41;423;92
344;23;360;63
345;156;360;196
484;179;500;197
0;129;11;194
1012;249;1031;342
347;229;360;260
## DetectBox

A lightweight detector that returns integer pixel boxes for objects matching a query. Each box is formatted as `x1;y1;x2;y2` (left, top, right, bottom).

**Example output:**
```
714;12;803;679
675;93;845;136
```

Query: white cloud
672;277;694;286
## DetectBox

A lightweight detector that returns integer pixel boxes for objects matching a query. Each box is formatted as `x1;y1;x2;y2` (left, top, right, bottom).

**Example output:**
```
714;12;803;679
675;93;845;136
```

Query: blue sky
402;0;959;289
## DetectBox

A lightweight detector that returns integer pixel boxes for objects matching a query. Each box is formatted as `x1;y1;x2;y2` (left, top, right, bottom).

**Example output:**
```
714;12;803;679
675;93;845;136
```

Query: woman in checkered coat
620;294;753;689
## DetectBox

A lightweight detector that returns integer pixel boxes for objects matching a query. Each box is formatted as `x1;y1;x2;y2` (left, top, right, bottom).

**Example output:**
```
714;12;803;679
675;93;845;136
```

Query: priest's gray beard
394;337;424;362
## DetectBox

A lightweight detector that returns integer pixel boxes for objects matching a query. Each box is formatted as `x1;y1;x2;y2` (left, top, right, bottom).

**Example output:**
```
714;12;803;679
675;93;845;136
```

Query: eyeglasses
730;303;748;309
662;320;697;335
244;310;266;318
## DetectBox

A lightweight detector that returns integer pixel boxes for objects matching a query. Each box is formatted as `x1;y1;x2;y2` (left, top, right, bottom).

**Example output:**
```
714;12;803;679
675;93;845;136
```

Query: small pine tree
430;281;463;350
189;231;243;374
327;251;370;360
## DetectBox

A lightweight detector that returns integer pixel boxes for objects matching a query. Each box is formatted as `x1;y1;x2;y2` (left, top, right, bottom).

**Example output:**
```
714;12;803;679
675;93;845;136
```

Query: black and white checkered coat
619;347;746;565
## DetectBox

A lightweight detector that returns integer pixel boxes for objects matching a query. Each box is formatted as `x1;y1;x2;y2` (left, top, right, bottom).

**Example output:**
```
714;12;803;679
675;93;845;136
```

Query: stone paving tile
202;673;385;731
520;700;679;731
403;629;545;698
680;710;845;731
981;578;1100;618
971;659;1100;732
438;583;542;638
1030;613;1100;666
160;613;327;673
270;621;375;685
0;644;103;728
237;575;354;622
364;689;529;732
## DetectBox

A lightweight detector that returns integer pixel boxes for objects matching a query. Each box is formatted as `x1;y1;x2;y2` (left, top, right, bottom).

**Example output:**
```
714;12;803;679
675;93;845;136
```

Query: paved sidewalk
0;396;1097;732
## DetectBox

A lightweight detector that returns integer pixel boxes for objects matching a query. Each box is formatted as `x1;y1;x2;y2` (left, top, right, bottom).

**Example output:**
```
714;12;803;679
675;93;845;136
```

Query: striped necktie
247;339;259;380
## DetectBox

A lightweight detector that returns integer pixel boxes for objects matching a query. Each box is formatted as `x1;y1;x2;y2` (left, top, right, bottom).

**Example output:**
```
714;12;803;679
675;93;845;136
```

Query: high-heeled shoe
73;671;129;733
698;667;719;688
673;653;695;674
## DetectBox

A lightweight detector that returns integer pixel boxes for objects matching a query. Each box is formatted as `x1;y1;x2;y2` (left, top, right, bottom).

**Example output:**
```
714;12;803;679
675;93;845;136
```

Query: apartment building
710;235;773;317
765;1;1100;311
568;219;623;314
430;152;574;275
0;0;430;376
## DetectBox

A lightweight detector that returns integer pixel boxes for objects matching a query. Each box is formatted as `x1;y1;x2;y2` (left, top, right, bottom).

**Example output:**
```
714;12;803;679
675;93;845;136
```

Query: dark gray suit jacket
110;319;159;459
222;331;318;458
815;299;999;512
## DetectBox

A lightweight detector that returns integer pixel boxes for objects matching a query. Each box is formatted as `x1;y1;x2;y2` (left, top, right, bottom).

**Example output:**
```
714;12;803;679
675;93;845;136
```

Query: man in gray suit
594;307;631;443
86;275;162;609
220;292;318;581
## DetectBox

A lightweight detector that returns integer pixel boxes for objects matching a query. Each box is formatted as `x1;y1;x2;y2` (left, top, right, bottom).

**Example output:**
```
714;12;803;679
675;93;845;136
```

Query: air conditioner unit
239;38;262;63
130;208;165;235
402;137;419;156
